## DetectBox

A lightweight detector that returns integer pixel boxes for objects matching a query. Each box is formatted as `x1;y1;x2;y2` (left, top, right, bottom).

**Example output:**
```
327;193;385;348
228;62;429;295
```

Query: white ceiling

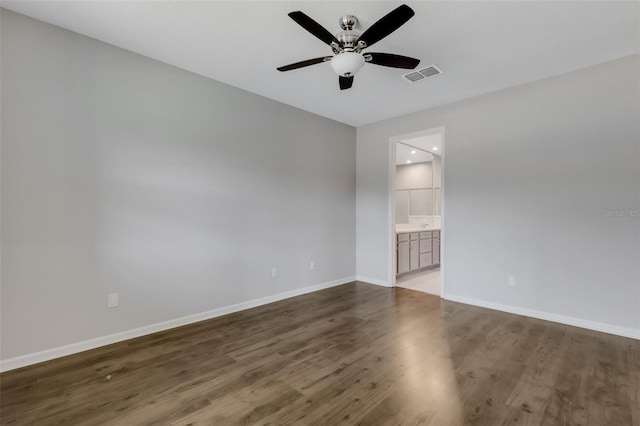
401;133;441;155
396;143;433;166
3;1;639;126
395;132;442;165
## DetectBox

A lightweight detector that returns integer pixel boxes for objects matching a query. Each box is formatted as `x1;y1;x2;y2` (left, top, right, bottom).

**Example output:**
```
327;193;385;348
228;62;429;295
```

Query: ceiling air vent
403;71;424;82
403;65;442;83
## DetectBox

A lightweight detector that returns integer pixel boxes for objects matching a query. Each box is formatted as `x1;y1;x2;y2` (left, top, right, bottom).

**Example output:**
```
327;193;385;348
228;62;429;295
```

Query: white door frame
388;126;446;295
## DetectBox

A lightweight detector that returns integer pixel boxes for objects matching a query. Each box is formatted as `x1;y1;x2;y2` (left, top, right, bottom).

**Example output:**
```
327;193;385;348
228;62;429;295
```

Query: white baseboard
442;293;640;340
0;276;356;372
355;275;391;287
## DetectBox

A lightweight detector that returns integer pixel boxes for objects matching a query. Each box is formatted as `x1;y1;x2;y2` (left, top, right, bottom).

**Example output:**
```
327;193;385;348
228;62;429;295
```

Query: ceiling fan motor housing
337;30;360;49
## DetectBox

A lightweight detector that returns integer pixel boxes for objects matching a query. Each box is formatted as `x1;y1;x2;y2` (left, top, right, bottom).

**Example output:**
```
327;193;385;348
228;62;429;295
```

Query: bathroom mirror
395;142;441;223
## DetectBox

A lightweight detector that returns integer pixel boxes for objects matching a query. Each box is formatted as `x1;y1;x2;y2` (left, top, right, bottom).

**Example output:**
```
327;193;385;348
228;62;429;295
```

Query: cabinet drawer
419;238;432;253
410;232;419;241
397;233;409;242
419;252;433;268
419;231;431;239
431;230;440;238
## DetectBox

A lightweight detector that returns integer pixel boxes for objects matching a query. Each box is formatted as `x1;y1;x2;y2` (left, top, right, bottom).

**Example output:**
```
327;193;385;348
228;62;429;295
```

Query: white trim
0;276;356;372
442;293;640;340
388;138;397;287
355;276;391;287
438;130;446;297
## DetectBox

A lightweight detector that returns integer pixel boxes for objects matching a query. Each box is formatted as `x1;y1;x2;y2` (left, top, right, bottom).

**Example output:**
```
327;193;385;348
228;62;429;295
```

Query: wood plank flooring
1;282;639;425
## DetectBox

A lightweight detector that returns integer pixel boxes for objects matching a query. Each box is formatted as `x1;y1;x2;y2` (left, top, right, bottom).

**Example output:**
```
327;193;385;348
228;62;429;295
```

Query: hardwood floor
1;282;639;425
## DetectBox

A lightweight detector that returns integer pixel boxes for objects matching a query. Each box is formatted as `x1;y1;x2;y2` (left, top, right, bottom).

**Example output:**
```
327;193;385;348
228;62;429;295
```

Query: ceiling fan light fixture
330;52;365;77
278;5;418;89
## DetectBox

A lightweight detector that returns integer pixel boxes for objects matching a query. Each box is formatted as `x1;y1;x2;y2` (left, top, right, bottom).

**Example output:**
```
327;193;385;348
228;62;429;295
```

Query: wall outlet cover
107;293;119;308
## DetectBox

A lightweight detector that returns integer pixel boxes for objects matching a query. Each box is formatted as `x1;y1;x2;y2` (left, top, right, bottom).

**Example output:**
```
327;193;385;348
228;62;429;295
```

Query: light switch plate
107;293;119;308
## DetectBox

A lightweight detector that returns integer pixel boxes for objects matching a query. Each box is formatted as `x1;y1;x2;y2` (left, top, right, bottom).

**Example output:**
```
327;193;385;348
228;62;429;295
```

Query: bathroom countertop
395;225;441;234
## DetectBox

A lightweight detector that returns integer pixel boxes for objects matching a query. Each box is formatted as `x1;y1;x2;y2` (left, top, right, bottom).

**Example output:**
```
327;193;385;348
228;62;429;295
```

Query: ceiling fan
277;4;420;90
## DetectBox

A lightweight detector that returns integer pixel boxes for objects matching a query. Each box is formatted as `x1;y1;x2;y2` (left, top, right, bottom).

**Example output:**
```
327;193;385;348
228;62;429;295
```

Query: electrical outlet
107;293;119;308
271;267;278;278
508;275;517;287
309;260;315;271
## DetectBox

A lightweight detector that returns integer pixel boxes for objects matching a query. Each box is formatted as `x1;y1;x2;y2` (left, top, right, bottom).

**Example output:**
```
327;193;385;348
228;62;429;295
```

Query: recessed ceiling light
433;147;439;151
411;150;416;154
406;160;412;164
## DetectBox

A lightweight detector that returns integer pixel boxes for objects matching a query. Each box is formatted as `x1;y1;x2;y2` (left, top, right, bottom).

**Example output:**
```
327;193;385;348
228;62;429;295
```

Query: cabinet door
419;238;432;253
419;252;433;268
433;237;440;265
409;241;419;271
397;241;410;274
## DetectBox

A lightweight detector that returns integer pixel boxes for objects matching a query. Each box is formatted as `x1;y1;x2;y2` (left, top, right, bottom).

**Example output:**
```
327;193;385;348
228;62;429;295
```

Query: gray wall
357;55;640;334
1;10;356;360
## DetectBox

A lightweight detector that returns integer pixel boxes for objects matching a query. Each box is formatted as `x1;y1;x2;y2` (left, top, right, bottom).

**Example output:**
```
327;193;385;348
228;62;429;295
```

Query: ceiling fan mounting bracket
339;15;358;31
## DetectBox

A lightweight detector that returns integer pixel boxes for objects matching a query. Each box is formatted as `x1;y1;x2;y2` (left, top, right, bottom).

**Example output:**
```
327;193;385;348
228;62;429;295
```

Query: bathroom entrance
391;129;444;295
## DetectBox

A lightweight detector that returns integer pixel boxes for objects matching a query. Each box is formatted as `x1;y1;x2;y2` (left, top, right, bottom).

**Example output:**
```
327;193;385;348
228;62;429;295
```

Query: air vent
403;65;442;83
403;72;424;82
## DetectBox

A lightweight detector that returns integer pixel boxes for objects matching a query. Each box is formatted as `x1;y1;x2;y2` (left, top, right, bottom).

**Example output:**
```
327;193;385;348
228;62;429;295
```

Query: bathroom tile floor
396;267;441;295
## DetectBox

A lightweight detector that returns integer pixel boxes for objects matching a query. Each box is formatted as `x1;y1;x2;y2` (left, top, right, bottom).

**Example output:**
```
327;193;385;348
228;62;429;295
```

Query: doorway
389;127;444;296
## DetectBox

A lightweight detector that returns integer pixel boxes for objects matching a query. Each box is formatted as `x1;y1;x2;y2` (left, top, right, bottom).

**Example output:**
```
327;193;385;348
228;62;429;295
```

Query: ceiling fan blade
366;53;420;69
358;4;415;48
339;75;354;90
277;57;332;72
288;11;340;47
